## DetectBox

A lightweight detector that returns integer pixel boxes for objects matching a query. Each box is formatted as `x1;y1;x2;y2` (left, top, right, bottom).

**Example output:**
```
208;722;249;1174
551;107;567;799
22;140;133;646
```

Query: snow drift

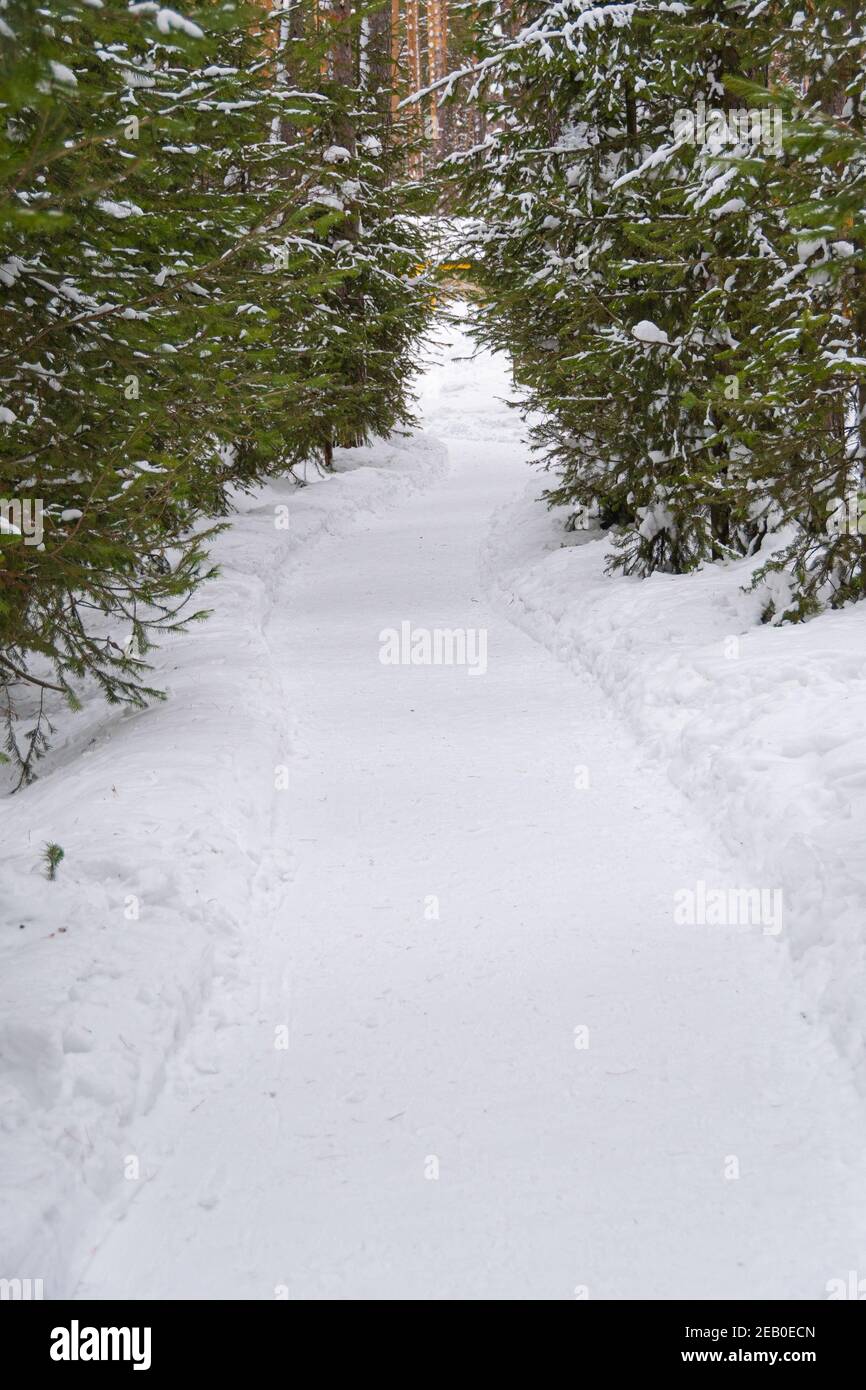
482;488;866;1086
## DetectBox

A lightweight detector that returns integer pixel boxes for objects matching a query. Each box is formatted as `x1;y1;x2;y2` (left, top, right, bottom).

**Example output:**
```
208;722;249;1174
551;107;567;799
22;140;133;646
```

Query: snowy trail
74;324;866;1300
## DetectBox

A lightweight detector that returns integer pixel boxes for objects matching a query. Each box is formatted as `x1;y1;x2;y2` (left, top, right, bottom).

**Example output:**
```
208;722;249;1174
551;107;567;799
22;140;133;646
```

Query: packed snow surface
2;310;866;1299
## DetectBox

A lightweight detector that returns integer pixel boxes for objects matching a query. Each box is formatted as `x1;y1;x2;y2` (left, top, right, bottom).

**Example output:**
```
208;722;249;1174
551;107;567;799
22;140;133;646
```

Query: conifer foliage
0;0;431;781
446;0;866;621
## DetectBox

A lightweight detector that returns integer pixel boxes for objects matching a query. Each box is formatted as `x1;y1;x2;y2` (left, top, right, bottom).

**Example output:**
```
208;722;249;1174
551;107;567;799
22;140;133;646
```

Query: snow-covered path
73;323;866;1300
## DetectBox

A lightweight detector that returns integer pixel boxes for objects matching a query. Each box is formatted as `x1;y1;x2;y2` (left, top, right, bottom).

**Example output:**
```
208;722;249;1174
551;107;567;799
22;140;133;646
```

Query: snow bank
0;429;446;1297
482;489;866;1086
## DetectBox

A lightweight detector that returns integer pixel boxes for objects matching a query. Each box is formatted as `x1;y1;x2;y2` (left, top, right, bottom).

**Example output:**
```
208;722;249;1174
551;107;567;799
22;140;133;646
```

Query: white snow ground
3;310;866;1300
483;491;866;1092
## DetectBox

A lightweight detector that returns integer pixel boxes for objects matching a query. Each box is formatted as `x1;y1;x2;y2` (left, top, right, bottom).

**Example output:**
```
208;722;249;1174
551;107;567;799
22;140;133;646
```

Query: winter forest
3;0;866;1319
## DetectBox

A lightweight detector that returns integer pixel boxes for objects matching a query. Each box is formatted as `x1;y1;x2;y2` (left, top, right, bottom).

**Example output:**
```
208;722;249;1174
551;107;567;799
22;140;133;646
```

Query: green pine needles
42;841;64;880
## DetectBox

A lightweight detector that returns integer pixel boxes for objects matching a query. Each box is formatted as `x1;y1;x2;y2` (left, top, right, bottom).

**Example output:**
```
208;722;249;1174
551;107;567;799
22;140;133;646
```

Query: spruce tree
1;0;310;778
714;3;866;618
270;0;433;469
